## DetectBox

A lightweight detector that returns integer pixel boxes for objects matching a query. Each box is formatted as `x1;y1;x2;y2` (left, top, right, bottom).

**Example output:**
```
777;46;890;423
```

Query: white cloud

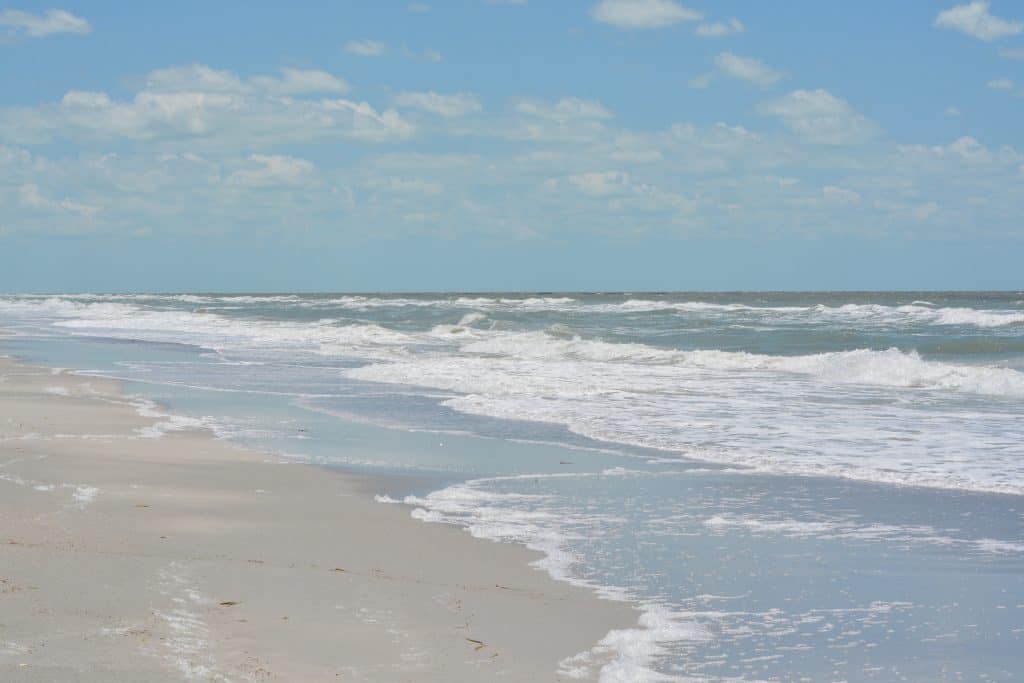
911;202;939;222
0;8;90;38
951;137;995;161
714;52;783;86
394;91;482;117
147;64;248;93
594;120;776;175
408;2;430;12
688;73;714;89
822;185;861;205
0;143;31;167
62;90;115;107
945;105;962;117
5;115;1023;242
759;89;877;145
251;68;350;95
19;183;100;216
897;135;1021;168
345;40;387;57
553;170;697;220
500;98;615;143
362;175;444;196
19;182;50;207
147;64;349;95
515;97;613;121
696;18;745;37
935;2;1022;41
4;56;1024;243
609;133;664;162
590;0;701;29
0;64;410;146
401;47;443;62
62;89;238;137
567;170;633;196
228;154;314;187
986;77;1024;96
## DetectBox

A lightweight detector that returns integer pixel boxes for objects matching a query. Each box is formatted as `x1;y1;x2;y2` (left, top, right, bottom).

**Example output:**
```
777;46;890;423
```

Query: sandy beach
0;354;636;681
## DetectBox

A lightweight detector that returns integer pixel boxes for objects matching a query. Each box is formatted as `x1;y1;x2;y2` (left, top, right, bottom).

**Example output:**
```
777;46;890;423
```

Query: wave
0;299;420;360
5;293;1023;329
363;330;1024;398
347;334;1024;494
587;299;1024;328
354;295;1024;328
817;303;1024;328
772;347;1024;396
288;295;577;310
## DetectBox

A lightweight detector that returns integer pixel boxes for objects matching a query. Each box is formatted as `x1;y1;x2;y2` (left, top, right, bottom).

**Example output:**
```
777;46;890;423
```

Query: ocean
2;292;1022;681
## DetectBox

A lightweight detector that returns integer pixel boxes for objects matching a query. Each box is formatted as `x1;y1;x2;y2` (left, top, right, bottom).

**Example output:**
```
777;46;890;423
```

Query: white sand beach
0;355;636;681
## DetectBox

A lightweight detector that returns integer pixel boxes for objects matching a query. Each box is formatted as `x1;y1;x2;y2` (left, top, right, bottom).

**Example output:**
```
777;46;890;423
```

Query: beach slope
0;357;635;681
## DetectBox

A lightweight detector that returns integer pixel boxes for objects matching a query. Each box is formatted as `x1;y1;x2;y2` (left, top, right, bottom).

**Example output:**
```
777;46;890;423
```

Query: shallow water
2;292;1022;680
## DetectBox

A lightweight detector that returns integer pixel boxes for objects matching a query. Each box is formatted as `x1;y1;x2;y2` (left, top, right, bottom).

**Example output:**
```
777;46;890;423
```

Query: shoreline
0;354;637;681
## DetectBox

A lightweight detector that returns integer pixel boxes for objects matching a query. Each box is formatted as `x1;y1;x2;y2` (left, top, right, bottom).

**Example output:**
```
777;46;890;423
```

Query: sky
1;0;1023;292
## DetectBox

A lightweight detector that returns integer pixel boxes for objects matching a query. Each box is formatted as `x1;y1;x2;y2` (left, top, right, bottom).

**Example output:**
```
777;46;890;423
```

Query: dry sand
0;356;637;681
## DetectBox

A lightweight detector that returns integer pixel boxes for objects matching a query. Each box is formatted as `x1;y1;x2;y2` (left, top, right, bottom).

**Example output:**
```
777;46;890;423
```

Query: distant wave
6;293;1023;328
581;299;1024;328
1;297;420;360
4;296;1023;397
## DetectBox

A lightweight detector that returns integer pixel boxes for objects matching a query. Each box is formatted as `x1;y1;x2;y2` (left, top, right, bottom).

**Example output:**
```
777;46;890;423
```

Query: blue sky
1;0;1022;291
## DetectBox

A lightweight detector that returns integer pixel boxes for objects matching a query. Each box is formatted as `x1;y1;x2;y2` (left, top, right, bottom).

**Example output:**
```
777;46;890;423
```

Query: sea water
1;292;1022;681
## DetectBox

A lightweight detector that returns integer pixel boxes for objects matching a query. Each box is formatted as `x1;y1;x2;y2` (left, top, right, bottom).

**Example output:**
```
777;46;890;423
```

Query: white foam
0;296;420;363
771;347;1024;396
392;475;710;681
974;538;1024;554
702;514;1021;556
828;303;1024;328
53;311;418;361
347;337;1024;494
8;293;1023;329
72;485;98;507
155;562;230;681
457;311;487;327
365;331;1024;397
584;607;713;682
0;640;29;656
593;299;1024;328
131;399;209;439
393;471;921;681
